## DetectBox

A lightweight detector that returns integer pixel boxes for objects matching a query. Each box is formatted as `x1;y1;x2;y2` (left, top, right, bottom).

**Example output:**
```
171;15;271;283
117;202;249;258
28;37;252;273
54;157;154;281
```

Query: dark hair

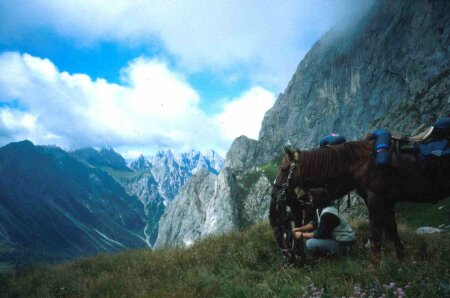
309;188;332;209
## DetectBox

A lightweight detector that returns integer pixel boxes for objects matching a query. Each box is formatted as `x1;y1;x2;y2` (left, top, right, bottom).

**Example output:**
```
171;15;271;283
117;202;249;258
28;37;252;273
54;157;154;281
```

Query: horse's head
269;147;307;255
273;146;302;189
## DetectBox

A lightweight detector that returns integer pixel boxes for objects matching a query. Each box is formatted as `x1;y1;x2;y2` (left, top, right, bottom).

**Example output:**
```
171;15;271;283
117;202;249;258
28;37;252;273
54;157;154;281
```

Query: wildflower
354;286;362;296
385;282;395;290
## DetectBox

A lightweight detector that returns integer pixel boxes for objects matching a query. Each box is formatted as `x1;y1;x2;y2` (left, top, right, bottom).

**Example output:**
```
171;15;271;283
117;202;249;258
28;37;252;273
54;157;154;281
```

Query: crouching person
292;189;355;259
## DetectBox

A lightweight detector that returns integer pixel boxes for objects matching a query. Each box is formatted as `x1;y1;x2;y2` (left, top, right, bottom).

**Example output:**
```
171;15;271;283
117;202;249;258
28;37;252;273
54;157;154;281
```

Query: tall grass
1;219;449;297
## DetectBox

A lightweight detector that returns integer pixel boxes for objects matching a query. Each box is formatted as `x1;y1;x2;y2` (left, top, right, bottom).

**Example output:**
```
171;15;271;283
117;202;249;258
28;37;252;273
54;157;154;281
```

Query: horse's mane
299;141;367;179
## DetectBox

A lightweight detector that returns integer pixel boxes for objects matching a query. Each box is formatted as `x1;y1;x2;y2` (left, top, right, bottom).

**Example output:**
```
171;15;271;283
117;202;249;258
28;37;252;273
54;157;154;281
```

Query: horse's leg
383;202;405;258
367;191;384;263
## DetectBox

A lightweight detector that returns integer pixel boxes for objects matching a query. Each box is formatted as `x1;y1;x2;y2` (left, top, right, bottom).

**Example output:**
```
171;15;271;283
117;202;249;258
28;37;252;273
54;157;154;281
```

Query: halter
279;150;307;203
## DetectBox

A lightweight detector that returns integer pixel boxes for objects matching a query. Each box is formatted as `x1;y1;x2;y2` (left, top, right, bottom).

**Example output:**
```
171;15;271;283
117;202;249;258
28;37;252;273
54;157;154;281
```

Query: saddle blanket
418;139;450;158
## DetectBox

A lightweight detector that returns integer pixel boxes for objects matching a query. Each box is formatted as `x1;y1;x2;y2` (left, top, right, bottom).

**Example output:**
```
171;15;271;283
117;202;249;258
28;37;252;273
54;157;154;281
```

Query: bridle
273;150;308;206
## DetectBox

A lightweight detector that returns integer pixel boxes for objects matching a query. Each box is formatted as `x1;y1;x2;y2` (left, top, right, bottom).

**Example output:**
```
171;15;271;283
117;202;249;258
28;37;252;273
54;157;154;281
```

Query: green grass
239;161;278;194
1;220;449;297
102;167;142;185
397;196;450;228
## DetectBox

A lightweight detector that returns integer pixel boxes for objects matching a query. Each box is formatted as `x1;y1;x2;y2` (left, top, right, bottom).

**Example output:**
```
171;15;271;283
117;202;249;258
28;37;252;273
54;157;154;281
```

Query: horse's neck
300;141;371;180
343;140;373;176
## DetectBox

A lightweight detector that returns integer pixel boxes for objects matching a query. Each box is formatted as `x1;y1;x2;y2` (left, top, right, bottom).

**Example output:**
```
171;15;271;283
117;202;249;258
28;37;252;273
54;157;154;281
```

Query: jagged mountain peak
154;149;175;160
129;154;151;171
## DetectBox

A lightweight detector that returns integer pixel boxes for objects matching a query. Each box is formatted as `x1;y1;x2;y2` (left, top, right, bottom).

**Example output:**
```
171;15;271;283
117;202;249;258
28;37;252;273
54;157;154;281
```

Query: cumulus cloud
217;87;275;140
0;52;274;156
0;0;375;90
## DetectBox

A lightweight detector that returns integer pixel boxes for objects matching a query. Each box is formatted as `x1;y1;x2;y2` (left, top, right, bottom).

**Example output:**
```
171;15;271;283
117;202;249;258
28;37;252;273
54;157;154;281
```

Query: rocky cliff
124;149;224;247
232;0;450;168
155;165;273;248
154;169;217;248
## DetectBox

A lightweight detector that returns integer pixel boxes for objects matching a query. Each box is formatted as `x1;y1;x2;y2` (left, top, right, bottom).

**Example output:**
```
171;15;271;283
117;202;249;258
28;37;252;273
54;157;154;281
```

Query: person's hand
292;227;301;233
294;231;303;239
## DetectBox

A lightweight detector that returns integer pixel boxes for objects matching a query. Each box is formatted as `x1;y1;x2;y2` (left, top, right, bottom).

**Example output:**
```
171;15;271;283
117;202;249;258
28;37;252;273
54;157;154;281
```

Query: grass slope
1;220;449;297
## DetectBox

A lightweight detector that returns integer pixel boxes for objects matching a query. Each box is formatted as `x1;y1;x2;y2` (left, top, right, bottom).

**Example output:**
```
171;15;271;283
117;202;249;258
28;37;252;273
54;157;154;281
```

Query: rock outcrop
155;165;273;248
154;169;216;248
122;149;224;247
225;136;260;170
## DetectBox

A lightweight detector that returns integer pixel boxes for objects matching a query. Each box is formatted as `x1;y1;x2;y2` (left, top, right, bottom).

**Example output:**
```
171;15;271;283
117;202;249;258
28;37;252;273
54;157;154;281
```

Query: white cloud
0;0;375;90
0;52;275;155
216;87;275;140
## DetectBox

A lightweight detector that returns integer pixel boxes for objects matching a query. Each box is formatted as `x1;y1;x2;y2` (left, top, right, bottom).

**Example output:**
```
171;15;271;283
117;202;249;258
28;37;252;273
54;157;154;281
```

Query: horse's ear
294;150;300;162
284;146;294;159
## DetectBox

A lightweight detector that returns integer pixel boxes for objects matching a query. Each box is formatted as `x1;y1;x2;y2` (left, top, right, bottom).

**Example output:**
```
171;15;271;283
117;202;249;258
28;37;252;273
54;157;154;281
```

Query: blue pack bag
373;129;392;167
433;117;450;137
319;134;346;147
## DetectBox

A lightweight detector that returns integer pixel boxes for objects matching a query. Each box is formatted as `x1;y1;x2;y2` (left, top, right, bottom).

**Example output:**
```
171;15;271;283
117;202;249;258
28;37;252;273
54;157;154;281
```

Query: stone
416;227;445;235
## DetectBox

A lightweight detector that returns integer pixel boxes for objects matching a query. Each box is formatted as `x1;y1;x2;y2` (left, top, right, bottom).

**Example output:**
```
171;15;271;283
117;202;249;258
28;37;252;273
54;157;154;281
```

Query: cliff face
124;149;224;247
154;169;216;248
155;166;273;248
155;168;242;248
235;0;450;167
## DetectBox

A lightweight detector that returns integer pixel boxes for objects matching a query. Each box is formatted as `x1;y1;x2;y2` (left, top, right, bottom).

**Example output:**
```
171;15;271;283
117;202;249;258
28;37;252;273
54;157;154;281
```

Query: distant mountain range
0;140;223;266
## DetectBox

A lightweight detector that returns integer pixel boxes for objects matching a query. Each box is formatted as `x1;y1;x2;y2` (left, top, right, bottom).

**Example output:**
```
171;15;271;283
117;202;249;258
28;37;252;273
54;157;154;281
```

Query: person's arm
294;231;315;239
313;213;340;239
292;222;314;233
293;222;317;239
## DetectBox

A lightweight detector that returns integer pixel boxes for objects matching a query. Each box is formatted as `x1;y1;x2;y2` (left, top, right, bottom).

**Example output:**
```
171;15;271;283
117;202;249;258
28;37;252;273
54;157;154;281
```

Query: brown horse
272;140;450;262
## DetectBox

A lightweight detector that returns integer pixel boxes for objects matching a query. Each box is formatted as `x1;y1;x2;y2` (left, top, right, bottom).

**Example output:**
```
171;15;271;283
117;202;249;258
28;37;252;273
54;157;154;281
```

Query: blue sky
0;0;373;158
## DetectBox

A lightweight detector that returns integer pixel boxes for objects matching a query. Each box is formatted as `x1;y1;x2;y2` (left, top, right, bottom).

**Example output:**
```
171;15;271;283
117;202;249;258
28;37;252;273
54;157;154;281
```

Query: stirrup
408;126;434;143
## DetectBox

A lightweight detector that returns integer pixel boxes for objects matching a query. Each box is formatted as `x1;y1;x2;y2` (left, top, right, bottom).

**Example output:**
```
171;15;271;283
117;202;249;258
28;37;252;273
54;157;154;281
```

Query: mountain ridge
0;140;224;266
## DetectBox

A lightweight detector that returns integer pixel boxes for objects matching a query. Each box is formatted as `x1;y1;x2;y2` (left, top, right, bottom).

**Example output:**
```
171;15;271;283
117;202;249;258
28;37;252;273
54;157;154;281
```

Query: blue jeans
305;238;349;257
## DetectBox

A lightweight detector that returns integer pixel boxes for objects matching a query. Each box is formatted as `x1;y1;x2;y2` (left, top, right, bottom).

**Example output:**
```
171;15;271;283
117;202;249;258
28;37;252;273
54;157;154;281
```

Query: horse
269;183;328;265
271;139;450;262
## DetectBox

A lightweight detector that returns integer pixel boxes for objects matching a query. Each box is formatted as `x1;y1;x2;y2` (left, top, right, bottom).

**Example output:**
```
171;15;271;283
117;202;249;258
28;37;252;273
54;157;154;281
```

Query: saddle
392;117;450;158
372;117;450;165
393;117;450;144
